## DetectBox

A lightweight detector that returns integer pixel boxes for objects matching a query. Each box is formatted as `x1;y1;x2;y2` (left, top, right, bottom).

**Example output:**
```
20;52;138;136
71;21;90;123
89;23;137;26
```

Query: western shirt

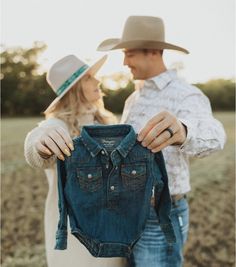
120;70;226;195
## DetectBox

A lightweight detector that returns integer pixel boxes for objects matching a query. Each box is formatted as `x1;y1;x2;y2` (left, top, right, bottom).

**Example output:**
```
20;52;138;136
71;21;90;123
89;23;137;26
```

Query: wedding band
165;128;174;138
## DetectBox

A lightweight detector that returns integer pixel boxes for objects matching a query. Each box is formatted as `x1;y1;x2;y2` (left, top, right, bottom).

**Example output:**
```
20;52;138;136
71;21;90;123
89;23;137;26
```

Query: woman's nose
94;79;100;87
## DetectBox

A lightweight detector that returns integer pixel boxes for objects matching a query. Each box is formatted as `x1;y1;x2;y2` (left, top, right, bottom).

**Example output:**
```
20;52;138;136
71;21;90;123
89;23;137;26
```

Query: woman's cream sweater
24;117;127;267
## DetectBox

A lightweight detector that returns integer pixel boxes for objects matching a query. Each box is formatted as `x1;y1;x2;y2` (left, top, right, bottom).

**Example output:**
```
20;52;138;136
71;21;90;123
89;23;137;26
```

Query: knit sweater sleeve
24;118;69;169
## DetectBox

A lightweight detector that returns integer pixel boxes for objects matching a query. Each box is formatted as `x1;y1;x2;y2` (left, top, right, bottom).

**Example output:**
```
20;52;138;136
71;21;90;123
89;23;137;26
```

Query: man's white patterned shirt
120;70;226;194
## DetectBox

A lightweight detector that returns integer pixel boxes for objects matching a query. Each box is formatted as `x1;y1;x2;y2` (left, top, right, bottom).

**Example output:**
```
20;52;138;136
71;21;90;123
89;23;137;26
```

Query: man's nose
123;56;129;66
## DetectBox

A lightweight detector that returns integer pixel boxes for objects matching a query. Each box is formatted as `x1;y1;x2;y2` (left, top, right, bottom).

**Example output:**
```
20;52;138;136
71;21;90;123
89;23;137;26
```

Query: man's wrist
182;123;188;138
178;118;195;151
172;123;187;146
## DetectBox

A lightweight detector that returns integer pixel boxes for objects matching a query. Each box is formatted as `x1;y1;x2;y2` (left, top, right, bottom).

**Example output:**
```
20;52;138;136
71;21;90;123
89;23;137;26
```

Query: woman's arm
24;118;73;169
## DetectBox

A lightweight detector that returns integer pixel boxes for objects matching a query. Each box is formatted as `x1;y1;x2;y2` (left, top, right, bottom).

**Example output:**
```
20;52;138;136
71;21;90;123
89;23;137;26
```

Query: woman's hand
35;126;74;161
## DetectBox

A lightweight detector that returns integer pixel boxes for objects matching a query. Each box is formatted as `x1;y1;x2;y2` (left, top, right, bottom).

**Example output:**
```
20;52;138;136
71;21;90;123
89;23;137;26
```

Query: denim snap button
110;186;115;190
101;150;105;155
131;170;137;175
87;174;92;179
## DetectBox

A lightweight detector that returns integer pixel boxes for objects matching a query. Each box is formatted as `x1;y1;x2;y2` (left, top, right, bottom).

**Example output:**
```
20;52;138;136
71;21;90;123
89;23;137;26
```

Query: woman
24;54;127;267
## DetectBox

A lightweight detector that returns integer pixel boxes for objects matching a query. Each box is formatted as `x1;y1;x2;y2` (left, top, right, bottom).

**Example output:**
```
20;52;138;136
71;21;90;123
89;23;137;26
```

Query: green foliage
195;79;235;111
1;42;55;116
102;81;135;113
1;44;235;116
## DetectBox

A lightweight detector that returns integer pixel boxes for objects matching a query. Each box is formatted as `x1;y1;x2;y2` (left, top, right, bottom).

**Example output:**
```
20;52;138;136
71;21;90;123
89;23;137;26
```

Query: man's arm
137;93;226;157
137;110;187;152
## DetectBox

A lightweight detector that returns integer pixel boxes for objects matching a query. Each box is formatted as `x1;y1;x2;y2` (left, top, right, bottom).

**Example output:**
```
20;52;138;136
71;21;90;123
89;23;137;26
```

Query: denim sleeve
54;159;68;250
154;152;176;243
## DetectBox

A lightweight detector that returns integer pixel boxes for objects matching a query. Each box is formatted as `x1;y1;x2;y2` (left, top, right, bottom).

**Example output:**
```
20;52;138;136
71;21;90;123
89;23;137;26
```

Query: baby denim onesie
55;124;176;257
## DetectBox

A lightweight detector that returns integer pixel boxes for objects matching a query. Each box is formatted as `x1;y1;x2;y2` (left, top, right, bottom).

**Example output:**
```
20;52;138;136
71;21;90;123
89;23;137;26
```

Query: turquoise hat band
56;64;89;96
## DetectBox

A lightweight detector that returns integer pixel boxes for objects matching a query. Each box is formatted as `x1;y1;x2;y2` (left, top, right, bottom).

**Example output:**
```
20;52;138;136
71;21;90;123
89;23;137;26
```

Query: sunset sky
2;0;235;83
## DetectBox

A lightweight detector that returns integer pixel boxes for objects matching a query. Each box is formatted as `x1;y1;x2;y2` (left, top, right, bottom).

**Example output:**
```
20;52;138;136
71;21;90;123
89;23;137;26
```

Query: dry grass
1;113;235;267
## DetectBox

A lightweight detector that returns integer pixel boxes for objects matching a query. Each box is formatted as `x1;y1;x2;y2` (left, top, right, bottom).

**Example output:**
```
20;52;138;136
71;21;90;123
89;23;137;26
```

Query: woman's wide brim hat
97;16;189;54
44;54;107;113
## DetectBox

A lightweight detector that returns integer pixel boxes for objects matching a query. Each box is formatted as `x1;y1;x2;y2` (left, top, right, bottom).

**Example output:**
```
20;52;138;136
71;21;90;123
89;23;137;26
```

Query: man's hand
137;111;187;153
35;126;74;161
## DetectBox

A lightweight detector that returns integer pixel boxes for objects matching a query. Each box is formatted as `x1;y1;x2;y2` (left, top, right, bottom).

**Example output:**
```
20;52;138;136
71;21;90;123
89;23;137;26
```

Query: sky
1;0;235;83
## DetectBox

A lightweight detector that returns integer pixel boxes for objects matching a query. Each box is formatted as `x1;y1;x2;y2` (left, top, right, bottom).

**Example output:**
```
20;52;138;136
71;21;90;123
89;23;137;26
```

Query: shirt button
101;150;105;155
110;186;115;191
106;164;109;169
131;170;137;175
87;174;92;179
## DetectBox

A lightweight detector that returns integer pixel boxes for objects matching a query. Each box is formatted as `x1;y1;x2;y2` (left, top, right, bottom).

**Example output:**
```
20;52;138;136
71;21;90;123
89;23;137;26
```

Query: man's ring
165;128;174;138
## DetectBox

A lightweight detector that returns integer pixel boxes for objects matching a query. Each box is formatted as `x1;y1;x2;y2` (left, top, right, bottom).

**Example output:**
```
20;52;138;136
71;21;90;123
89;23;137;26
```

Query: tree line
1;43;235;117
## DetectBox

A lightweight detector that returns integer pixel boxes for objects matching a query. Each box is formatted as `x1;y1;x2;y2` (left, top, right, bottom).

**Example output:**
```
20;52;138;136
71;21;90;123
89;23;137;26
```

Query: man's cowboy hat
44;55;107;112
97;16;189;54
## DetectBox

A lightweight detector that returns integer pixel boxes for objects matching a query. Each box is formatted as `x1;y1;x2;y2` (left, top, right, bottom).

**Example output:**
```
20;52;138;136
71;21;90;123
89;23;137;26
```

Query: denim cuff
54;230;68;250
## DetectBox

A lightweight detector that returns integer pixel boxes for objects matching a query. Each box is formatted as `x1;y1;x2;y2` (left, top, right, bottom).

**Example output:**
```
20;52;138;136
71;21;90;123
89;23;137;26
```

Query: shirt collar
80;124;137;158
143;69;177;91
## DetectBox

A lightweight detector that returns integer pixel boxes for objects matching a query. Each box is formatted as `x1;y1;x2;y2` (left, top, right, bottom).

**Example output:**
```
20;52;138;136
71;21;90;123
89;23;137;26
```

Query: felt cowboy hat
44;54;107;112
97;16;189;54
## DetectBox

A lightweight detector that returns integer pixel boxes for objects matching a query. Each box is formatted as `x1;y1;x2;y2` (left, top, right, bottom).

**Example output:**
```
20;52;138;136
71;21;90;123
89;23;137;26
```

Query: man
97;16;226;266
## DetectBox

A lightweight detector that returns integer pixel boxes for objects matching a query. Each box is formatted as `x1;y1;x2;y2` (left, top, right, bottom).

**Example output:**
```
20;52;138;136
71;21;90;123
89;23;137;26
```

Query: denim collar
80;124;137;158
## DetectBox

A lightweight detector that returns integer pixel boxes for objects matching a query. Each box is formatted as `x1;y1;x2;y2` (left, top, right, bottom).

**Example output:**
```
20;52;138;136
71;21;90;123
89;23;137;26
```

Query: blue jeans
128;197;189;267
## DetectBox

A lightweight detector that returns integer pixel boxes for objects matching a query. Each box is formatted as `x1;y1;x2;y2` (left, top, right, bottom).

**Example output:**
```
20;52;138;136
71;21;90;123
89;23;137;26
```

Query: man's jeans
128;197;189;267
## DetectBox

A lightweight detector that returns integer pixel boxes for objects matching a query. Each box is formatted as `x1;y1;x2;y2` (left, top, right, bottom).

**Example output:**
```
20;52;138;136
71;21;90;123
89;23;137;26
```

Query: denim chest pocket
77;167;103;192
121;163;147;192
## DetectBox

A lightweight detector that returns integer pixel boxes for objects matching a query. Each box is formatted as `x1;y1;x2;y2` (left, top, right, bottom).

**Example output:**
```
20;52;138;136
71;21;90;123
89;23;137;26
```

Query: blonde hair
44;79;117;137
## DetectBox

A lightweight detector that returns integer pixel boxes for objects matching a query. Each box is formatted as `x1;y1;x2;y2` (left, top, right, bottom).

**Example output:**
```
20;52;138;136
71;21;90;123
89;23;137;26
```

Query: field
1;112;235;267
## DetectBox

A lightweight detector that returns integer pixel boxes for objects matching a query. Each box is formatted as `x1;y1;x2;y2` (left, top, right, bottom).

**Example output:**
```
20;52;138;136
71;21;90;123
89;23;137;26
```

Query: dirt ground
184;169;235;266
1;113;235;267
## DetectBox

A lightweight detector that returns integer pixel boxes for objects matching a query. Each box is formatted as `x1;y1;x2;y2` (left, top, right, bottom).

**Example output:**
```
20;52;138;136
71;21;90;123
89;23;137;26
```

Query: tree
1;42;54;116
102;81;135;114
1;43;234;116
195;79;235;111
